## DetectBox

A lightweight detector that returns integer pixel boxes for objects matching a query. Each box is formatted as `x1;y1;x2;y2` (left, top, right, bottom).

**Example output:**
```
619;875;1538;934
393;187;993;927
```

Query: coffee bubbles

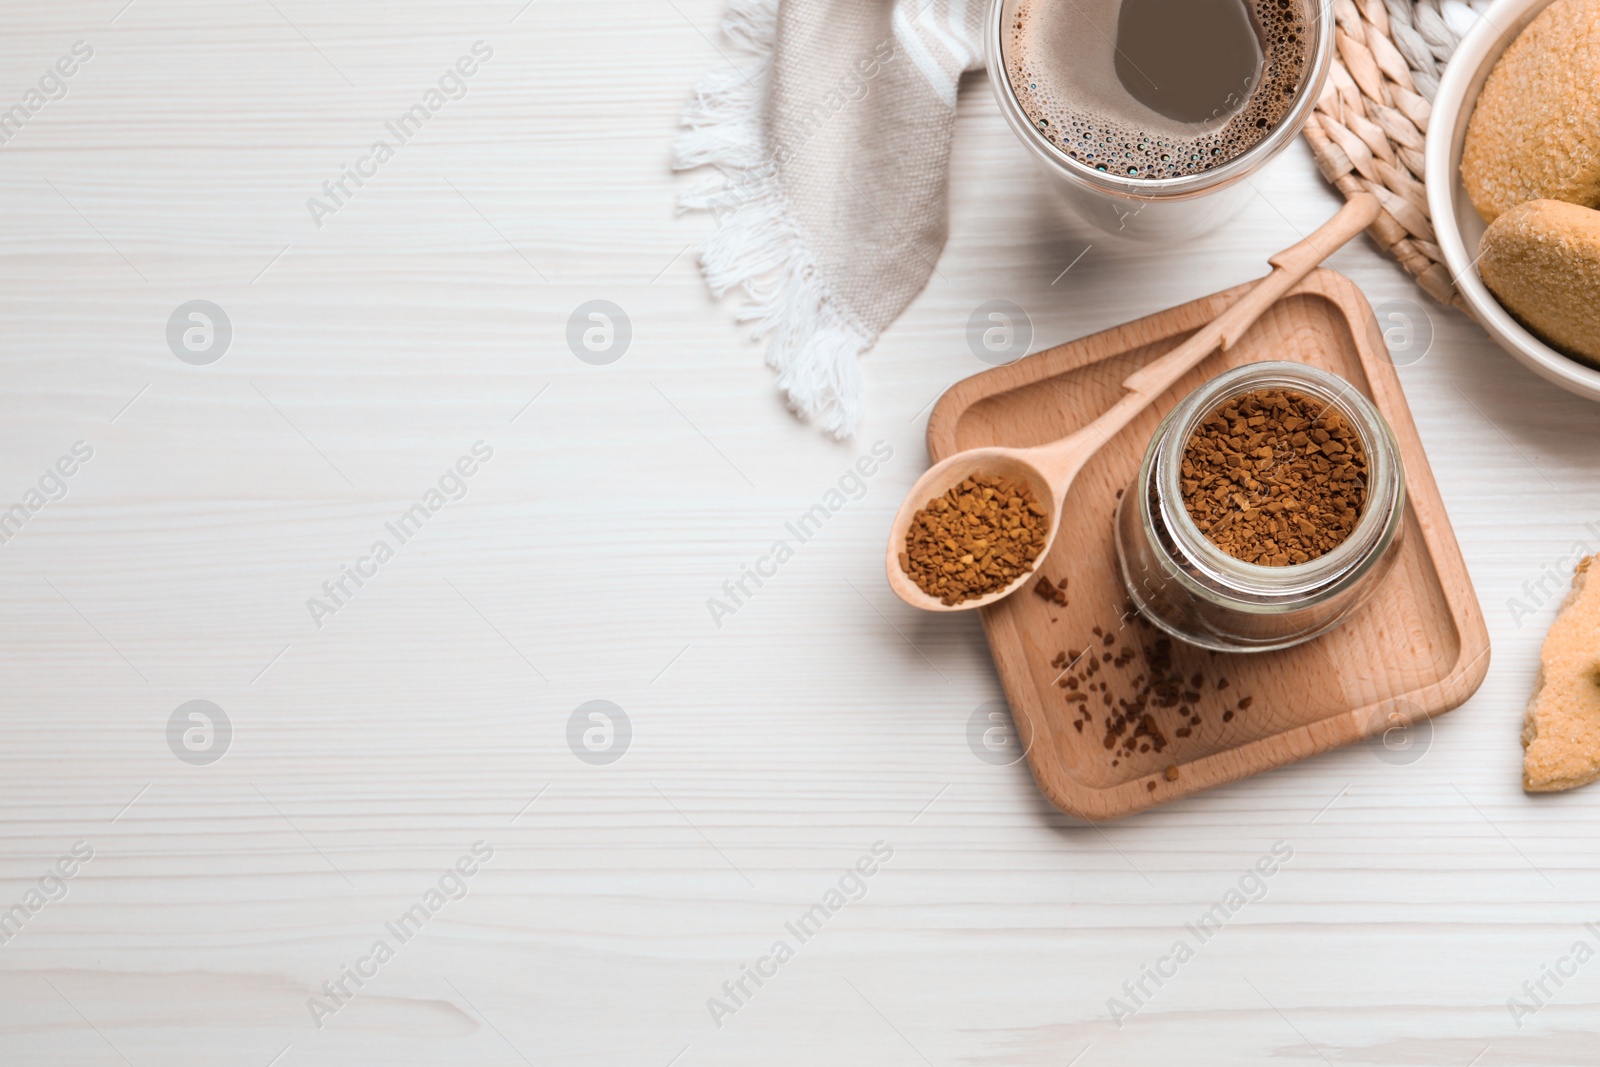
1005;0;1311;180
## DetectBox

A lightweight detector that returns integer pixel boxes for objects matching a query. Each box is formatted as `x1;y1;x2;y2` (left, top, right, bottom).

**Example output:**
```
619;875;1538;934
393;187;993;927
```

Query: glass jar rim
1145;361;1405;605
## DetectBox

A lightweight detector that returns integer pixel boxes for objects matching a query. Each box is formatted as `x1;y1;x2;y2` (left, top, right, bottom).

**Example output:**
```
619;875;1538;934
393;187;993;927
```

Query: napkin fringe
673;0;869;438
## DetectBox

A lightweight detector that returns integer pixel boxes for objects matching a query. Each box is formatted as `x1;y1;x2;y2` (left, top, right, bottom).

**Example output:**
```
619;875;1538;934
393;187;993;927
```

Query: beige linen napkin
675;0;986;437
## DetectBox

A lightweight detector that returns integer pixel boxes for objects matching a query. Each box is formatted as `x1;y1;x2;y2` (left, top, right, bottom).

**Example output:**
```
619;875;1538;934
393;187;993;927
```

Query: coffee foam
1006;0;1311;180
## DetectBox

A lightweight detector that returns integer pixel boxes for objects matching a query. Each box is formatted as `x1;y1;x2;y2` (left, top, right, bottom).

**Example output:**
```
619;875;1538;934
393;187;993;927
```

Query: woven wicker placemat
1303;0;1490;309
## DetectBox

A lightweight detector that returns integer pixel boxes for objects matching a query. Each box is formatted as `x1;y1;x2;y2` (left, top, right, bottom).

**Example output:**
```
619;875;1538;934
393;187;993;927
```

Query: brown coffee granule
1034;575;1069;606
1180;388;1368;566
1051;602;1267;780
901;474;1047;605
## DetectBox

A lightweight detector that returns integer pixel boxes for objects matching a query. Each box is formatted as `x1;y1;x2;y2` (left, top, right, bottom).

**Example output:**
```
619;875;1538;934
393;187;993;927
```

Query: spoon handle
1117;192;1381;400
1023;194;1380;483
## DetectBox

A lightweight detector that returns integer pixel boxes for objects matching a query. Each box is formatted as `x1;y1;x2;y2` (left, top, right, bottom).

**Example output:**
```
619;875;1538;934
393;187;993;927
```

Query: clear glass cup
983;0;1334;241
1115;362;1406;652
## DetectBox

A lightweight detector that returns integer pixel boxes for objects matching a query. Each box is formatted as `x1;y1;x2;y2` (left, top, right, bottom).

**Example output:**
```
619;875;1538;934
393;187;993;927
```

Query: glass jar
1115;361;1405;653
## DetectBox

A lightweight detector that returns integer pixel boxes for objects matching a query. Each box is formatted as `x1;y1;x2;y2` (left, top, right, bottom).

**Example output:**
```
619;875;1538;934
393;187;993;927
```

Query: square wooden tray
928;269;1490;820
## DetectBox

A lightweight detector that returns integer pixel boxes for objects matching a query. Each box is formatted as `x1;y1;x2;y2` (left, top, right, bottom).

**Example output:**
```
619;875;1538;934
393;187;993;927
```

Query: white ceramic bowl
1425;0;1600;402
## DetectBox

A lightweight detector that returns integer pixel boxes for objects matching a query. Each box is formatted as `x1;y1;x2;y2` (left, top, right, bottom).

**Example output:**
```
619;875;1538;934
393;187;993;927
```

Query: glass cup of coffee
984;0;1333;241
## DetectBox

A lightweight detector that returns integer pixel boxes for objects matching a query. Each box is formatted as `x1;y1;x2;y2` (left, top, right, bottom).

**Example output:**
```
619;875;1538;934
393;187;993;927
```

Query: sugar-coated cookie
1478;199;1600;367
1461;0;1600;223
1522;556;1600;792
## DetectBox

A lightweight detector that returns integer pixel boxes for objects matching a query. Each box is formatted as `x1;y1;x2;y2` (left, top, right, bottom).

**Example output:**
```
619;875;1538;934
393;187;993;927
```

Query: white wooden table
2;2;1597;1064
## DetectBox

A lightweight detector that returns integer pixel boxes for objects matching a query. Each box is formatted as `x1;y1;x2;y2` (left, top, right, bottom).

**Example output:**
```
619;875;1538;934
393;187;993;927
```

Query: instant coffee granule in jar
1180;388;1368;565
1115;362;1405;653
901;473;1048;605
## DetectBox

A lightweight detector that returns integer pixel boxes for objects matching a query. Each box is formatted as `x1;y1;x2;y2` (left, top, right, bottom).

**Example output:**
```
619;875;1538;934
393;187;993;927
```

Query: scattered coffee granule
1181;388;1368;566
901;474;1048;605
1051;603;1262;778
1034;575;1069;606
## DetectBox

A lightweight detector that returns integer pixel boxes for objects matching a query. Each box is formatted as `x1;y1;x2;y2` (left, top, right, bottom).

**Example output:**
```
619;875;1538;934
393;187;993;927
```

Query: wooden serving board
929;269;1490;820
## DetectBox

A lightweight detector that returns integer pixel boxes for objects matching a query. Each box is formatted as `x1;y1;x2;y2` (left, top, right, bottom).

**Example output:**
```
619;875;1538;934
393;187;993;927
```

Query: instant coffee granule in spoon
1181;388;1368;565
901;474;1048;605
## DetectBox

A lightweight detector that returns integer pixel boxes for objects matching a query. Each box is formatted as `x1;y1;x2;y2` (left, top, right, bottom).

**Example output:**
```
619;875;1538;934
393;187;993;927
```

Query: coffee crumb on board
1034;574;1069;606
1053;604;1256;776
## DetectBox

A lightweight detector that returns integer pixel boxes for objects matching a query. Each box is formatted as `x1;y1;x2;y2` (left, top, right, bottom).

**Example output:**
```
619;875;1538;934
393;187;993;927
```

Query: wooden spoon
886;192;1382;613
